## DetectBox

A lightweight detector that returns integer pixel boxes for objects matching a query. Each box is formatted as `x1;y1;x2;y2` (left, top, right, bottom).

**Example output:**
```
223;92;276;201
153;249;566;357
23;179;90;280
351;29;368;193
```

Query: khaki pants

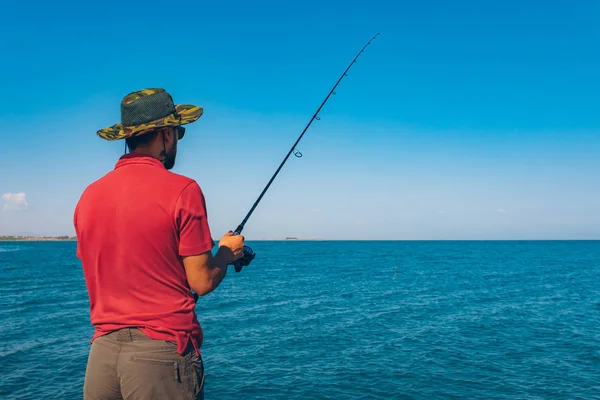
84;328;204;400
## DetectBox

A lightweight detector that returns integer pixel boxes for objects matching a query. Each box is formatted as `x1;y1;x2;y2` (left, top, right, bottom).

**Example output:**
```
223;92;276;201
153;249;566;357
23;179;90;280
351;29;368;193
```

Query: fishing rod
231;33;380;273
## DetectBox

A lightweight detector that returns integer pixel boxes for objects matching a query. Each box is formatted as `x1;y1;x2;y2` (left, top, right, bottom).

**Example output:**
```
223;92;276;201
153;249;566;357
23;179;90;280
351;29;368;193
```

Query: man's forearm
208;248;230;291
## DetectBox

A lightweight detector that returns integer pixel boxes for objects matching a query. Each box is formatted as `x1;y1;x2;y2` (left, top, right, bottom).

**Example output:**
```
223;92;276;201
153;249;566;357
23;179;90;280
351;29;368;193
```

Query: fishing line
230;33;380;273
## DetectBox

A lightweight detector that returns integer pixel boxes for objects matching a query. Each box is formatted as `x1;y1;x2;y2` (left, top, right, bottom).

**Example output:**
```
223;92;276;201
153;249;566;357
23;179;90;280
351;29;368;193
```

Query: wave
0;246;23;253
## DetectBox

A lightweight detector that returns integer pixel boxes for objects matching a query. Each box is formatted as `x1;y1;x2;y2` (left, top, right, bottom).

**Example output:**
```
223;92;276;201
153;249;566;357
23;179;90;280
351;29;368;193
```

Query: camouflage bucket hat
97;88;203;140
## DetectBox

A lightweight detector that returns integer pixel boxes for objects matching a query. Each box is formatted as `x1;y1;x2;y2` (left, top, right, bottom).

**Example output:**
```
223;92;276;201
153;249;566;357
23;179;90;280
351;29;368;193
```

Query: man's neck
130;149;158;159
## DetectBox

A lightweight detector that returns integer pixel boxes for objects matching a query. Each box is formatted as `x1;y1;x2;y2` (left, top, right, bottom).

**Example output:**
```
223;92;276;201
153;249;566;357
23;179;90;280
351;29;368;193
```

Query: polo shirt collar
115;153;166;170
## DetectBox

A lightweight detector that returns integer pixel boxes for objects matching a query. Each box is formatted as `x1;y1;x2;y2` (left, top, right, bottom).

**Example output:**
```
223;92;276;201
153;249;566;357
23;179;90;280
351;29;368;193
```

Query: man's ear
162;127;175;144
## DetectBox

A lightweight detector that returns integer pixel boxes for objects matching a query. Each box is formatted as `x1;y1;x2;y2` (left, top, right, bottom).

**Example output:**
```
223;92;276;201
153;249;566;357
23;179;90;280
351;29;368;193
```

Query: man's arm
176;182;244;296
183;238;242;296
183;251;227;296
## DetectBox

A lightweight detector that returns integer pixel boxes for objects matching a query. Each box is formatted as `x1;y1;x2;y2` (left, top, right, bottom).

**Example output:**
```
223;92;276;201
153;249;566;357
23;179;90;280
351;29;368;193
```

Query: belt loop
116;328;134;342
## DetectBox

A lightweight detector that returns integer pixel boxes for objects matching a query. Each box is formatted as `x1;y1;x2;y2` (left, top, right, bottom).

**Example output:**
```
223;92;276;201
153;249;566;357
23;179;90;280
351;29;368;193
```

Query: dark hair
126;129;160;151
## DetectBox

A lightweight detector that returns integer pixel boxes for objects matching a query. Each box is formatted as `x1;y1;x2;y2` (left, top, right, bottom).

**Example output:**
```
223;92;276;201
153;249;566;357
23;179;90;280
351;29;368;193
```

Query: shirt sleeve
175;181;215;257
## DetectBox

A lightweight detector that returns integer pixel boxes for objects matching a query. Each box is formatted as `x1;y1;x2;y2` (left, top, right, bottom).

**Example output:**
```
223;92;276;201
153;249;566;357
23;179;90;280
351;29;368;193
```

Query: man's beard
163;149;176;170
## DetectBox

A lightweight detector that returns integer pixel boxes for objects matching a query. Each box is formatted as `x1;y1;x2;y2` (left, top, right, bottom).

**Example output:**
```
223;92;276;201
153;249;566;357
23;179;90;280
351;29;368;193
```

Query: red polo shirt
74;153;214;355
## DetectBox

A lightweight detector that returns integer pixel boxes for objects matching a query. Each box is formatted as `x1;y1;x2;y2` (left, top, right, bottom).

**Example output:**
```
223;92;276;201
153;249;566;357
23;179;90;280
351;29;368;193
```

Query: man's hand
217;231;245;263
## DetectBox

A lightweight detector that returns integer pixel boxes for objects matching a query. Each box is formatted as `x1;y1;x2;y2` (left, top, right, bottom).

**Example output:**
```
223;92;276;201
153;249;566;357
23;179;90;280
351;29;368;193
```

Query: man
74;88;245;399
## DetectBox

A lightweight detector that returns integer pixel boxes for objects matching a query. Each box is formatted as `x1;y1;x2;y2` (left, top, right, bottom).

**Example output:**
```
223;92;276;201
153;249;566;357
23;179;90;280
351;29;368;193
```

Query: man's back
79;88;245;399
74;153;214;355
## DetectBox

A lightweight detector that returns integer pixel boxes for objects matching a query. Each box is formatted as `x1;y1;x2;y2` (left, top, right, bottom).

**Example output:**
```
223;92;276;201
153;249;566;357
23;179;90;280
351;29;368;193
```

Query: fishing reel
231;245;255;273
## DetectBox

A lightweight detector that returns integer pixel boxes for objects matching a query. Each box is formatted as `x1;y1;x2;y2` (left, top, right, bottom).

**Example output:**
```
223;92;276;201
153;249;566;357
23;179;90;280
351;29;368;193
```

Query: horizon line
1;237;600;242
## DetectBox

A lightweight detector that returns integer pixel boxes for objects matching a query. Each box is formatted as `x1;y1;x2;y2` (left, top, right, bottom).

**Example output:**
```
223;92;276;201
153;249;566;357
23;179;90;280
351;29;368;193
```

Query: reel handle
232;245;255;272
230;226;255;272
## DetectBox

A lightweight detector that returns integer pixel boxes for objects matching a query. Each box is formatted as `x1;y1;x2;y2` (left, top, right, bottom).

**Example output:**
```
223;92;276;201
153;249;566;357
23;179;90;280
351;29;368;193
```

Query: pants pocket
130;356;182;383
192;356;205;398
179;354;205;400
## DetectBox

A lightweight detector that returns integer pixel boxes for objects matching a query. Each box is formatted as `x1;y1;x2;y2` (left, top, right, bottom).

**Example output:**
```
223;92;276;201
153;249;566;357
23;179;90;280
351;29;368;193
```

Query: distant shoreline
0;237;76;242
0;239;77;242
248;239;600;241
1;238;599;242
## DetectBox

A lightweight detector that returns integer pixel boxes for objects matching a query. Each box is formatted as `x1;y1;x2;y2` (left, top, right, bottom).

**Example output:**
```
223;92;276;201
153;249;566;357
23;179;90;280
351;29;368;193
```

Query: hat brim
97;104;203;141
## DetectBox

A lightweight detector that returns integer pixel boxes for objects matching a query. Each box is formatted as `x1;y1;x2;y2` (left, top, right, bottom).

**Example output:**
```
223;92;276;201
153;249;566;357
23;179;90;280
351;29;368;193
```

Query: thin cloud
3;192;28;211
497;208;506;214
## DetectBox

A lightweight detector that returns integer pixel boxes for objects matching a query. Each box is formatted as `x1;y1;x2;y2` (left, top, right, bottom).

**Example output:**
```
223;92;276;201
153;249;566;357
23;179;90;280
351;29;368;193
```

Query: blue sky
1;0;599;239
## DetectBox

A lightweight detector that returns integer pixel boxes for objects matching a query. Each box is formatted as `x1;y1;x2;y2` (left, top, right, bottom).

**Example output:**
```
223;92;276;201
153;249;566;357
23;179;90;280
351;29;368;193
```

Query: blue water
1;241;599;399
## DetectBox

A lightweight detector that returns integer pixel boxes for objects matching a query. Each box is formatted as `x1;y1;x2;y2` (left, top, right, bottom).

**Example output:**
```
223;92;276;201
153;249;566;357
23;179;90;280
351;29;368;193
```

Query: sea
0;240;599;399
